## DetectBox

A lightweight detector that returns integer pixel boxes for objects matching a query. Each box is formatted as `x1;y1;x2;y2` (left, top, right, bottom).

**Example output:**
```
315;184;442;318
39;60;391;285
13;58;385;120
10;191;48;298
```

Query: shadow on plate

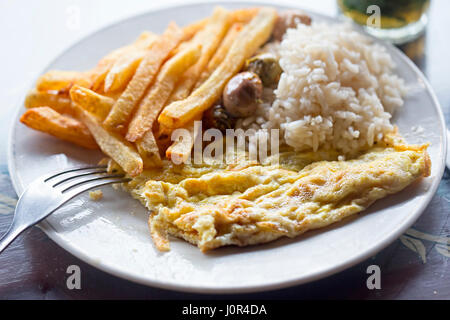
20;131;103;166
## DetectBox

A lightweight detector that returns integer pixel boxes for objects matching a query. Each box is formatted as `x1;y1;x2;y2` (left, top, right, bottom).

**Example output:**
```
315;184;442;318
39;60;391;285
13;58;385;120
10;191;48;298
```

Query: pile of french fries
20;7;277;177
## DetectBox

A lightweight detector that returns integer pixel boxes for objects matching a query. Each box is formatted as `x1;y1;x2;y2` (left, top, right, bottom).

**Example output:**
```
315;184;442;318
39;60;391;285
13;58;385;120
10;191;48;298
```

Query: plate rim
7;0;447;294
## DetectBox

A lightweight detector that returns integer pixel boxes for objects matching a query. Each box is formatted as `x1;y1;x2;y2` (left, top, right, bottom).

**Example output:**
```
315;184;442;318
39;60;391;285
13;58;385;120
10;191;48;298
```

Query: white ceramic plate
8;1;447;293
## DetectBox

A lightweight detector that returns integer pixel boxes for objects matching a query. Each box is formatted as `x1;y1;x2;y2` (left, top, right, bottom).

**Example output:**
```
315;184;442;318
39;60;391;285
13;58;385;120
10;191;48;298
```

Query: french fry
206;23;243;72
103;32;158;93
91;31;158;92
24;89;75;115
76;106;143;176
133;31;160;49
126;43;202;142
166;117;202;164
20;107;98;149
103;51;145;93
104;23;184;131
158;8;277;129
181;17;209;41
175;7;254;44
91;49;130;92
194;22;243;89
136;131;163;168
166;7;231;104
69;85;115;121
230;7;260;23
36;70;92;93
103;90;124;101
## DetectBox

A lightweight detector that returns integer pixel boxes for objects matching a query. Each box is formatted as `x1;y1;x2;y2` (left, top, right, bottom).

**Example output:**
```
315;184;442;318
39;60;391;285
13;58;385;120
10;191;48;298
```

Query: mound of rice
236;23;407;155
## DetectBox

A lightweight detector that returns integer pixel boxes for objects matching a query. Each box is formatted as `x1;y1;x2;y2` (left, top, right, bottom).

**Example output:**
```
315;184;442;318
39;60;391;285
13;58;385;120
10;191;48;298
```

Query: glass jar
338;0;431;44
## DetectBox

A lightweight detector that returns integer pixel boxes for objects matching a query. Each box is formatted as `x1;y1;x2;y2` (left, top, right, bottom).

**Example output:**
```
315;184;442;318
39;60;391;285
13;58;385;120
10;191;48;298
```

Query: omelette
116;134;430;252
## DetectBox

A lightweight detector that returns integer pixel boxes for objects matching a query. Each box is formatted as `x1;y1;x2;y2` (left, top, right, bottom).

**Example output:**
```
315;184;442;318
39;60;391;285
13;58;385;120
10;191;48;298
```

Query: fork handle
0;223;27;254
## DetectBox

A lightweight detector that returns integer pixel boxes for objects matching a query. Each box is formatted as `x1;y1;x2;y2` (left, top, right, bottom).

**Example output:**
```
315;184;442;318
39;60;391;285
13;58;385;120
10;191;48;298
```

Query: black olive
203;104;236;133
246;53;282;87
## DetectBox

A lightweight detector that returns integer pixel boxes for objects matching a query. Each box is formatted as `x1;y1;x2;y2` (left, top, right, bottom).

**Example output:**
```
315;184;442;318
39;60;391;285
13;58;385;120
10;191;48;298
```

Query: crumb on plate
89;190;103;201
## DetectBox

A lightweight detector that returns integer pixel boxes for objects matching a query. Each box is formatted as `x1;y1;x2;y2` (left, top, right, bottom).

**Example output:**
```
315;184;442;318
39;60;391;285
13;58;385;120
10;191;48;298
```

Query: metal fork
0;166;130;254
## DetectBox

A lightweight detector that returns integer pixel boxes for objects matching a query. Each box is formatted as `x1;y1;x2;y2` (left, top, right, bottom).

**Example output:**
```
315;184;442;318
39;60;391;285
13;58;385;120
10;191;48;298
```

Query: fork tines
44;166;130;194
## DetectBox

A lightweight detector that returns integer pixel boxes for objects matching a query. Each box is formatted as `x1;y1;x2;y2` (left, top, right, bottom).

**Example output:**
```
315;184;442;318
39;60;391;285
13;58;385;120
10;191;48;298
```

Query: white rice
236;23;407;155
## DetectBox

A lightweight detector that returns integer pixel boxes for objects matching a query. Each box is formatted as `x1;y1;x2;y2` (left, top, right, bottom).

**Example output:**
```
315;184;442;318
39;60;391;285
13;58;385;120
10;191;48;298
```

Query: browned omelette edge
132;136;431;252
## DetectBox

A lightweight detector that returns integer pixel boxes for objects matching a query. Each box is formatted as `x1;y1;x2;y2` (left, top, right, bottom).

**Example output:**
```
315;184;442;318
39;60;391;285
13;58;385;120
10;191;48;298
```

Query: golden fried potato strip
181;17;209;41
103;32;158;93
24;89;75;116
230;7;260;23
70;85;115;121
103;23;184;131
103;51;146;93
136;131;163;168
158;8;277;129
166;7;231;104
76;107;143;176
36;71;92;93
20;107;98;149
126;44;202;142
194;22;243;90
91;31;158;92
